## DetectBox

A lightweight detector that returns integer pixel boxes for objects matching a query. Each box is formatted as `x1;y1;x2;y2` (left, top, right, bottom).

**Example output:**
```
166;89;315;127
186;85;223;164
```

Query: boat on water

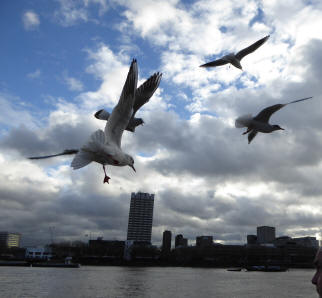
227;267;242;271
31;256;80;268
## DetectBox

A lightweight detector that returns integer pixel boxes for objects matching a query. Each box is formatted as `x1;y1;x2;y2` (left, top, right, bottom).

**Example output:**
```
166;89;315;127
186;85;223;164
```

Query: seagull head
125;154;136;172
133;118;144;127
94;109;110;121
127;118;144;132
272;125;284;131
94;109;102;119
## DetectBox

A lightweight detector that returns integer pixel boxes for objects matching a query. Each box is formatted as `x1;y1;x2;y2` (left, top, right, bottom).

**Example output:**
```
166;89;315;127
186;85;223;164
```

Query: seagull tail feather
235;114;252;128
71;150;92;170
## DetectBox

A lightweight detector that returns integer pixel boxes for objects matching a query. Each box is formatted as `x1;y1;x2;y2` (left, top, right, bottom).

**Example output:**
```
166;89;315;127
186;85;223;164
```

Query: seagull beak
280;127;285;130
130;165;136;172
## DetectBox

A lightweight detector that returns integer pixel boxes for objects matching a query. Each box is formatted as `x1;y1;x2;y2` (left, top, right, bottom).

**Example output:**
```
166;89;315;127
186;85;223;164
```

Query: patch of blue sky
136;151;156;158
199;110;219;118
45;162;72;177
280;36;296;49
303;0;314;6
224;73;262;92
0;4;124;110
248;6;265;27
137;45;163;77
219;26;228;33
165;85;194;119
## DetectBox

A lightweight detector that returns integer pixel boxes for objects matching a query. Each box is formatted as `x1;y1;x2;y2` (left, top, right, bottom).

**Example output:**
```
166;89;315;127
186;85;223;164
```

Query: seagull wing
248;130;258;144
104;59;138;148
286;96;313;105
28;149;79;159
235;35;270;61
254;96;313;123
132;72;162;117
199;58;228;68
253;104;286;123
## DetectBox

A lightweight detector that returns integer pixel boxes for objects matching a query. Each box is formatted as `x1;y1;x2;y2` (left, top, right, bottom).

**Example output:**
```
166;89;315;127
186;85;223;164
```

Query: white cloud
22;10;40;30
54;0;109;26
0;94;39;131
118;0;322;116
27;69;41;79
64;75;84;91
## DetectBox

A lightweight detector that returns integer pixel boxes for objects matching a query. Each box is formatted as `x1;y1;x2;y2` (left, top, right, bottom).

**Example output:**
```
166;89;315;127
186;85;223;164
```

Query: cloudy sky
1;0;322;247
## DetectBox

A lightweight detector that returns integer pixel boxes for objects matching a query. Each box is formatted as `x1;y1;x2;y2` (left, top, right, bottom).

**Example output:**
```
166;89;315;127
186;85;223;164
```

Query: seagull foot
103;175;110;184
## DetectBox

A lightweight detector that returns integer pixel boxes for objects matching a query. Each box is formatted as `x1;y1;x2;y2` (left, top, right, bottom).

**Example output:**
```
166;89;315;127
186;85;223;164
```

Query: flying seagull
29;59;139;184
235;96;313;144
95;72;162;132
200;35;270;70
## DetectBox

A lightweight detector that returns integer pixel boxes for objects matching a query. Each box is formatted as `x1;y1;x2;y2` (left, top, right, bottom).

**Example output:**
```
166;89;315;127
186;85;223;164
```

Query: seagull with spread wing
95;72;162;132
200;35;270;70
235;96;313;144
29;59;141;184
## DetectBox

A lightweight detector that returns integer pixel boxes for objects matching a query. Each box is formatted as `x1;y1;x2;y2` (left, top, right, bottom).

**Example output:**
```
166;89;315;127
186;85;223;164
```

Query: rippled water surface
0;266;318;298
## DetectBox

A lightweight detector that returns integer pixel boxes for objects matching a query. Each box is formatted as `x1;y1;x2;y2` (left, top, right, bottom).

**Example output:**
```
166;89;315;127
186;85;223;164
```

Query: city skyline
2;222;320;249
0;1;322;246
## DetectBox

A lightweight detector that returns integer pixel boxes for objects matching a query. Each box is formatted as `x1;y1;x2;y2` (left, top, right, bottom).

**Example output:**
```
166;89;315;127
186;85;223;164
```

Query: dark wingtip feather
94;109;103;119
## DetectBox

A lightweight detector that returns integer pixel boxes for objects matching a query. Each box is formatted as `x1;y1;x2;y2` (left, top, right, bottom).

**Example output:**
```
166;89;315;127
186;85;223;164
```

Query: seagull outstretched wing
253;104;286;123
105;59;138;148
254;96;313;123
132;72;162;117
235;35;270;61
28;149;79;159
199;58;228;68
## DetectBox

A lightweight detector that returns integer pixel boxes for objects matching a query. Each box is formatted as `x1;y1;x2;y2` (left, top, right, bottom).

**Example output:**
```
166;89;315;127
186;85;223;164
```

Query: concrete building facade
127;192;154;243
162;230;172;253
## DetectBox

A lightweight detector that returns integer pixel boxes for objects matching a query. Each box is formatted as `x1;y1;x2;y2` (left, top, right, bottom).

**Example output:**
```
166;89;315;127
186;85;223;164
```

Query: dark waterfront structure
127;192;154;243
257;226;275;244
247;235;257;245
162;230;172;253
88;239;125;257
175;234;188;248
196;236;213;247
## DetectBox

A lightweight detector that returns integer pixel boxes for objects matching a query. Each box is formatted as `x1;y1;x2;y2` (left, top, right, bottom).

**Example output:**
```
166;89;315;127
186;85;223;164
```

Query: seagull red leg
102;165;110;184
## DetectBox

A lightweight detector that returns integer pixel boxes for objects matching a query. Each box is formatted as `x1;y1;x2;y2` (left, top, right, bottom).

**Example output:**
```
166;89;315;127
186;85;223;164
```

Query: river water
0;266;318;298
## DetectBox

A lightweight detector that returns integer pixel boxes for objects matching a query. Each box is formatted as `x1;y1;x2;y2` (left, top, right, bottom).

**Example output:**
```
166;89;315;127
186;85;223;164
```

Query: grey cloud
0;121;96;157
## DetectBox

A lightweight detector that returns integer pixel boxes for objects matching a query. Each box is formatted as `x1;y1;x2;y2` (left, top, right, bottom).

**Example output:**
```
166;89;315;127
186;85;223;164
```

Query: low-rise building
196;236;213;247
25;247;53;260
0;232;21;248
